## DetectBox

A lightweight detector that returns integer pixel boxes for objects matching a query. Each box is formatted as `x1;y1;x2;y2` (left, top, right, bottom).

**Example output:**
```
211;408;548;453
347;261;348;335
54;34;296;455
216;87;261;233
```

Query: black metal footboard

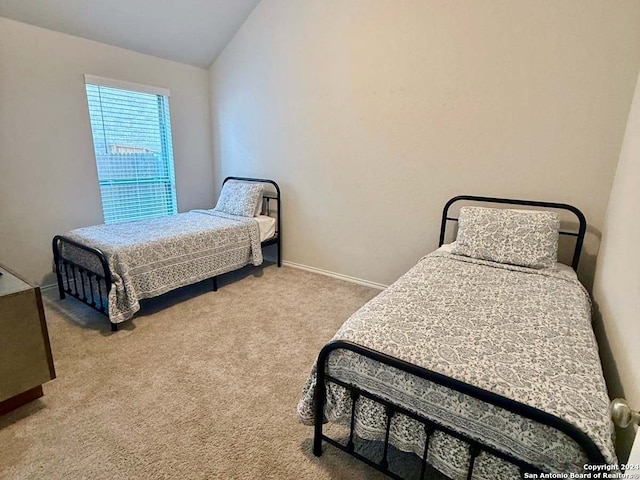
52;235;117;331
313;340;606;480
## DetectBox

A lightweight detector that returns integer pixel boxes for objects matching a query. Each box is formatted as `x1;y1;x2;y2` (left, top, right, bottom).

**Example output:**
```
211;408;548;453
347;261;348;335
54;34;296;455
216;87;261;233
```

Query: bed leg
54;263;65;299
313;430;323;457
313;382;325;456
277;240;282;268
110;322;118;332
212;276;218;292
57;278;66;300
53;237;66;299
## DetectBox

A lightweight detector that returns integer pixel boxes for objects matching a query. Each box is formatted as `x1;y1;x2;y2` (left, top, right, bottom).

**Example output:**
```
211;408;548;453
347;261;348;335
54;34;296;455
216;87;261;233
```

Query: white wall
592;69;640;460
0;18;215;285
210;0;640;288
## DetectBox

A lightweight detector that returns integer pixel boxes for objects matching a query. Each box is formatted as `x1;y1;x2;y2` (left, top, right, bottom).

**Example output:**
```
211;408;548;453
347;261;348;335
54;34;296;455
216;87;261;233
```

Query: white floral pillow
214;181;264;218
451;206;561;269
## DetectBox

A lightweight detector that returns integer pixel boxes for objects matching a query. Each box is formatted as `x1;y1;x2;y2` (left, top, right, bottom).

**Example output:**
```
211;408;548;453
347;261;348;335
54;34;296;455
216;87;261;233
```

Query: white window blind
85;77;177;224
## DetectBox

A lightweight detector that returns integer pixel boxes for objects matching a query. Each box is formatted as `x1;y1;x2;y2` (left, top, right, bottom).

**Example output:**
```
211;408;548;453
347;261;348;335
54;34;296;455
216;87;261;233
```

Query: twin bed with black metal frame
300;196;615;480
52;177;281;331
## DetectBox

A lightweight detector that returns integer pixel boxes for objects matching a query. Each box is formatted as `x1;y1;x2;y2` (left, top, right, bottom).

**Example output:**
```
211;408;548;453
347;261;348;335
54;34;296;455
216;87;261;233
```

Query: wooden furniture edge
0;385;43;416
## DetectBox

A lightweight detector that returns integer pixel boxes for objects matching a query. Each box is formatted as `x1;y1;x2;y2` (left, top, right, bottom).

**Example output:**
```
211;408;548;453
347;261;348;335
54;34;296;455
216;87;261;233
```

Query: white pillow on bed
214;180;264;218
451;206;561;269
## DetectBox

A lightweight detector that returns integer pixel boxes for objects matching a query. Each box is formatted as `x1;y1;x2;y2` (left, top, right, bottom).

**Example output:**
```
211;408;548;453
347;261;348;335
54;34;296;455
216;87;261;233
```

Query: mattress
255;214;276;242
62;210;263;323
298;249;616;479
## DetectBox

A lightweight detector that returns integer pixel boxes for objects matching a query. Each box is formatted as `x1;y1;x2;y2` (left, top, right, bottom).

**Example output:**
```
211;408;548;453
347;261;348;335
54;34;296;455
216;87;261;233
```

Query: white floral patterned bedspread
298;251;616;480
64;210;262;323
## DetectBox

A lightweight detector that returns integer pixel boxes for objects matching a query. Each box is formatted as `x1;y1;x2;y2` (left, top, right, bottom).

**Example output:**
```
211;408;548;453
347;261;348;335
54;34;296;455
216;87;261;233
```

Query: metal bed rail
313;340;607;480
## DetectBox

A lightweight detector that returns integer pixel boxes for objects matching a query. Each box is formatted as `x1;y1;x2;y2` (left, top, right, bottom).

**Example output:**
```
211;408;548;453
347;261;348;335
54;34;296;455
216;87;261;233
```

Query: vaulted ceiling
0;0;261;68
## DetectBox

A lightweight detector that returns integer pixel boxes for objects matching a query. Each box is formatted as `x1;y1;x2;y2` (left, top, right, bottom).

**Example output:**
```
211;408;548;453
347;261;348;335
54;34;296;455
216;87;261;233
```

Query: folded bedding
298;249;616;480
62;210;263;323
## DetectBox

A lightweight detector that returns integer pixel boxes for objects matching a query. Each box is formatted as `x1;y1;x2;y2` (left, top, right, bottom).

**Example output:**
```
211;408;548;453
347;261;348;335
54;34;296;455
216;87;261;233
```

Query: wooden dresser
0;264;56;415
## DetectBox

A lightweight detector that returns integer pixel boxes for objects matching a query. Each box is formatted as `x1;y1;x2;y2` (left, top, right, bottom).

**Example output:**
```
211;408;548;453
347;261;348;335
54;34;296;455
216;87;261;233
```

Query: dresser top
0;267;32;296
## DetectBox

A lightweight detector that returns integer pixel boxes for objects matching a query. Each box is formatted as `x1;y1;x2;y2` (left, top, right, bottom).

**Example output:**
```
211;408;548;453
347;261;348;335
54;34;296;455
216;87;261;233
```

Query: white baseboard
271;258;387;290
41;259;387;293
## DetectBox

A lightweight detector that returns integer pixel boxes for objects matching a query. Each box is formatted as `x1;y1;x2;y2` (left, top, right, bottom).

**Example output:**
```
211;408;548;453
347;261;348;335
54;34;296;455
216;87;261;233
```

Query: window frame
83;74;178;225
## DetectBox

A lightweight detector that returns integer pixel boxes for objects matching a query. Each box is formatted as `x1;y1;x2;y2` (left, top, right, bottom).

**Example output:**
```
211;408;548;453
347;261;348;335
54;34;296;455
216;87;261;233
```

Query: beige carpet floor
0;263;445;480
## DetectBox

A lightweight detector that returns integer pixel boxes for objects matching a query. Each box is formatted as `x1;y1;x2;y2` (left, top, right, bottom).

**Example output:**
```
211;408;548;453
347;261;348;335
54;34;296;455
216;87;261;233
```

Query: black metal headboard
223;176;281;267
439;195;587;271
